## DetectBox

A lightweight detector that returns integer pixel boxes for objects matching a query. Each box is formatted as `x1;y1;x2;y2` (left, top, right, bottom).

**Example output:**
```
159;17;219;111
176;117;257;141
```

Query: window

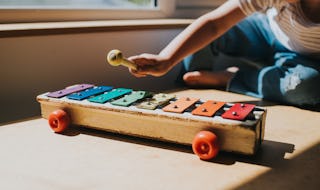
177;0;225;7
0;0;225;23
0;0;156;9
0;0;175;23
175;0;226;18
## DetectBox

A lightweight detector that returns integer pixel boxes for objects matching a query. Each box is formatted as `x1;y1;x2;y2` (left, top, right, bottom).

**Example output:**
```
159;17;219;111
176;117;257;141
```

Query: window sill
0;19;193;38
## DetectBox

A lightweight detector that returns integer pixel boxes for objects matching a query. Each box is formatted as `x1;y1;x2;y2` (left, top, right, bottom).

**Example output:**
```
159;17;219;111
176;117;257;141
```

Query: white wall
0;29;183;123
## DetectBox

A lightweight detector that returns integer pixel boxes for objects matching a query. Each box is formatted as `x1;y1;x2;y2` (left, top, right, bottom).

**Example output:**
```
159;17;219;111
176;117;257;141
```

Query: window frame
174;0;226;18
177;0;225;7
0;0;175;23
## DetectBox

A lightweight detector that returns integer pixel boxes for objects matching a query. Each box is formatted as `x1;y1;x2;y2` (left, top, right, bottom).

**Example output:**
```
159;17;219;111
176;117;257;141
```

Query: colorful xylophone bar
46;84;257;121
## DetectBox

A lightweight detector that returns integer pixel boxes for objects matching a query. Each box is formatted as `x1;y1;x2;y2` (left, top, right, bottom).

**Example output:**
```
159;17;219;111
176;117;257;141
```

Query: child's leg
228;50;320;108
180;13;275;88
252;53;320;108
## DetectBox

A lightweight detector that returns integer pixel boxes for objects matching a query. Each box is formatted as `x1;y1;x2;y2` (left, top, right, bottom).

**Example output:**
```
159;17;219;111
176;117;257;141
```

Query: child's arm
129;0;246;77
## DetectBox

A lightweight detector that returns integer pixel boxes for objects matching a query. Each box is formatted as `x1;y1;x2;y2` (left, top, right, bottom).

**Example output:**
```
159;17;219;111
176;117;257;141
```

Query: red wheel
192;131;219;160
48;109;70;133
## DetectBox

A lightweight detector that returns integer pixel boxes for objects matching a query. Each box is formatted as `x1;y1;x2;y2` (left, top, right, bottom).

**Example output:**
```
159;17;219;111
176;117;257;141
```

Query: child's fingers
128;54;158;66
128;53;167;77
129;68;147;78
138;64;168;77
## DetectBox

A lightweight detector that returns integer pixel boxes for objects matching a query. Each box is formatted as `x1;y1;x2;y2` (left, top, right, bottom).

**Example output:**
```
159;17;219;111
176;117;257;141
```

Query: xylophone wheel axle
48;109;70;133
192;131;219;160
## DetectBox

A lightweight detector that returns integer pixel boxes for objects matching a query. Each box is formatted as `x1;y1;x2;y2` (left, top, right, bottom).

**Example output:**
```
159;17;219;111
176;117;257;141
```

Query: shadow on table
214;139;294;167
61;125;294;168
234;142;320;190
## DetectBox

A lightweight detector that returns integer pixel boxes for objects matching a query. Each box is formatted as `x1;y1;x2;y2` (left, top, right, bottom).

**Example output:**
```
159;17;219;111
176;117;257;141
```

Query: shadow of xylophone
37;84;267;161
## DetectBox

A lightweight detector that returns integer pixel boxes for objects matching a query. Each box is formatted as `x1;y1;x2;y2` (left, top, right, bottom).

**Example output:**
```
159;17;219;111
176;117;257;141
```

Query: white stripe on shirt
238;0;320;57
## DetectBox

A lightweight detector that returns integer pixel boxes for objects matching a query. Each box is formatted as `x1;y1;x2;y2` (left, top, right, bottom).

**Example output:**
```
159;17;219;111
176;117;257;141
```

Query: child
128;0;320;109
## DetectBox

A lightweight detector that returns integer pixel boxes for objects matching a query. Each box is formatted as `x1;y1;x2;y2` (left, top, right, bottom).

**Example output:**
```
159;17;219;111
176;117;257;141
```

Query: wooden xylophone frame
37;85;267;160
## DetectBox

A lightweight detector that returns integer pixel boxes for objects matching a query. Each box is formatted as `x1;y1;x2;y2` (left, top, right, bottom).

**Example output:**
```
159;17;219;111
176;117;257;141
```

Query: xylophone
37;84;267;161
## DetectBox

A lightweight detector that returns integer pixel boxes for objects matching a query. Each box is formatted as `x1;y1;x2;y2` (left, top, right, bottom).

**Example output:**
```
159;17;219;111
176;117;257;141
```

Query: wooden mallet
107;49;137;70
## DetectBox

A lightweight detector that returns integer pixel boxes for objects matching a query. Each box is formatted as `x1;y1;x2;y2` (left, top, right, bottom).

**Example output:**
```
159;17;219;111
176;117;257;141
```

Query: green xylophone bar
136;93;176;110
88;88;132;103
111;91;152;107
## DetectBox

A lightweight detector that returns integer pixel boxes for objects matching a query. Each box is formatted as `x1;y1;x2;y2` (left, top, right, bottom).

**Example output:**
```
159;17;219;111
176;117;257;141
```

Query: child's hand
128;53;172;78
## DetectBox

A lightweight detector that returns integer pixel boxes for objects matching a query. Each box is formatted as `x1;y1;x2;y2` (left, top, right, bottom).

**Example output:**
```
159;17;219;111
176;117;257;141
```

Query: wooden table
1;89;319;190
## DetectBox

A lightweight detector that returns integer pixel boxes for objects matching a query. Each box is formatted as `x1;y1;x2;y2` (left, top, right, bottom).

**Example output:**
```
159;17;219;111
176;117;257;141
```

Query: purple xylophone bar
46;84;94;98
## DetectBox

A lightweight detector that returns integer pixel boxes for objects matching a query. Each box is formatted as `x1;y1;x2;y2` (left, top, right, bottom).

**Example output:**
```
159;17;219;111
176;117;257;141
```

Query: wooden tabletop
1;89;319;190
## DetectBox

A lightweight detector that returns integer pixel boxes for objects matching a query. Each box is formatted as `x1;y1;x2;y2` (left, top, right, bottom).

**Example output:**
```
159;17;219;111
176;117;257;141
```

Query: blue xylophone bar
67;86;113;100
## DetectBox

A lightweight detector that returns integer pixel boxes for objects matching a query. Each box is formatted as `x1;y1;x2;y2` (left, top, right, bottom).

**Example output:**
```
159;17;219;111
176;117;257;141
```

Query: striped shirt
238;0;320;58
